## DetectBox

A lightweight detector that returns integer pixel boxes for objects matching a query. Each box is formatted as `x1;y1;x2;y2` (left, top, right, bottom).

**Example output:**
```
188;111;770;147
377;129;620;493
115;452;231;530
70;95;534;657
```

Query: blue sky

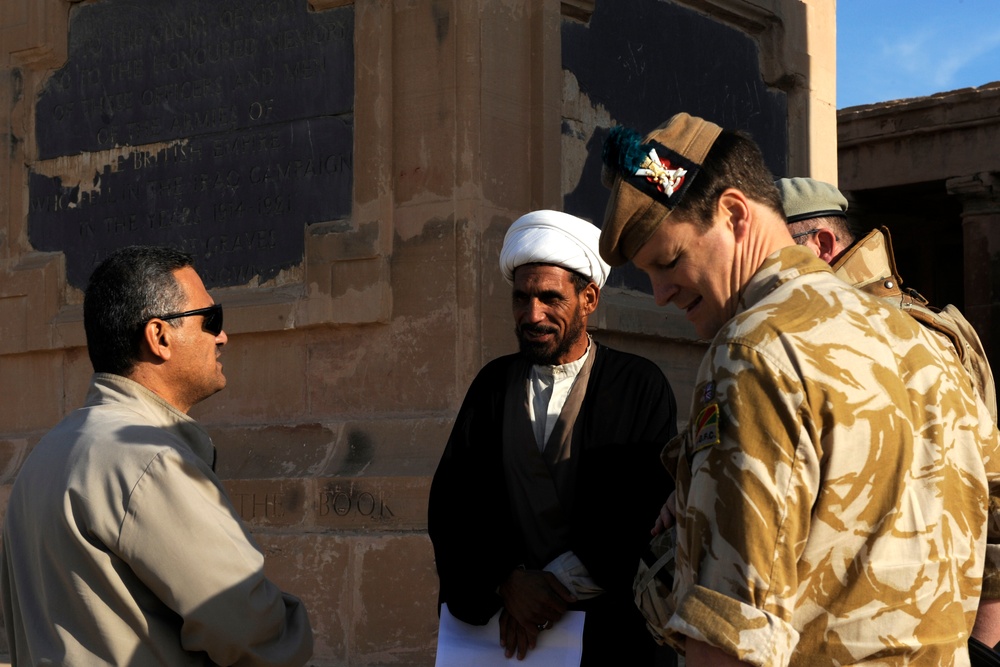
837;0;1000;109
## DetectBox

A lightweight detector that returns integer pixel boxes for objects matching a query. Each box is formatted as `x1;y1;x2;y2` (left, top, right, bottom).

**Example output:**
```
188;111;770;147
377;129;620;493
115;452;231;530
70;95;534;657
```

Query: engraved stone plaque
28;0;354;289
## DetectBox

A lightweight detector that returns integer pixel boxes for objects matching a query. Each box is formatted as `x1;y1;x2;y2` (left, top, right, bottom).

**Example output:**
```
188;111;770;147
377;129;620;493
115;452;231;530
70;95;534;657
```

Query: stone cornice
838;82;1000;190
838;82;1000;148
947;172;1000;215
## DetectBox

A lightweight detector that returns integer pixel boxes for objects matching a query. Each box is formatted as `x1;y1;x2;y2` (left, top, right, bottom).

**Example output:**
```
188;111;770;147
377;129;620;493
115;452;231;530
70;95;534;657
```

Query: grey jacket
0;373;312;666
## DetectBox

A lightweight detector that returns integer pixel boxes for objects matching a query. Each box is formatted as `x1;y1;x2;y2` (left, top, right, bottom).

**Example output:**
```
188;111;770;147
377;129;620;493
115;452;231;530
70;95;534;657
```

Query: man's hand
498;569;576;659
973;598;1000;648
651;490;677;536
499;608;537;660
686;638;753;666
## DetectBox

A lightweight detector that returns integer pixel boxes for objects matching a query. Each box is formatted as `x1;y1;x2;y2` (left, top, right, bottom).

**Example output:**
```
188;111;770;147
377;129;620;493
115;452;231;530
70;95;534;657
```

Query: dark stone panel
28;116;352;289
36;0;353;158
562;0;788;291
29;0;354;289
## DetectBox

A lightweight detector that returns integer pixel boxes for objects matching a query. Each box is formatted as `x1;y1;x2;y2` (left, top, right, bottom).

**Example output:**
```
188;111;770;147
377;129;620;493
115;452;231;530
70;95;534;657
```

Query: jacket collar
87;373;216;468
738;244;833;314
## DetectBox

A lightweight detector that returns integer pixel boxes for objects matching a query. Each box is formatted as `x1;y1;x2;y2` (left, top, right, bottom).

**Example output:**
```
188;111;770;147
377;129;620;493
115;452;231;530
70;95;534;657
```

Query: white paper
434;603;585;667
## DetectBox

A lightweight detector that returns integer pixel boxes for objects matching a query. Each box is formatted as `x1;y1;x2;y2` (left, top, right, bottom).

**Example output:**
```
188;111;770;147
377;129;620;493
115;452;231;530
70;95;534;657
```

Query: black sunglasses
153;304;224;336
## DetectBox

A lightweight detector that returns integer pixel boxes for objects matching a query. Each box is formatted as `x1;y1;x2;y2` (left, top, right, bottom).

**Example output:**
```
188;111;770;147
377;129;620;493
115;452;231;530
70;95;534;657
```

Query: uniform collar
87;373;216;467
739;244;833;314
831;227;905;299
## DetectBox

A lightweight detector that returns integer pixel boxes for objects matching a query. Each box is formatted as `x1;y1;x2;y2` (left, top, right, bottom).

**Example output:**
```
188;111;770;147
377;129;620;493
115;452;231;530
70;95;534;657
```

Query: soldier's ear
718;188;751;242
814;228;840;264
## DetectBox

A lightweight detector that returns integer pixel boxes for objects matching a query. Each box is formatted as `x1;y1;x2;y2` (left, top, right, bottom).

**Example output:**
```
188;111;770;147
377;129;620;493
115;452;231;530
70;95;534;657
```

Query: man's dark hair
672;130;784;230
568;271;590;294
83;246;194;376
513;263;594;294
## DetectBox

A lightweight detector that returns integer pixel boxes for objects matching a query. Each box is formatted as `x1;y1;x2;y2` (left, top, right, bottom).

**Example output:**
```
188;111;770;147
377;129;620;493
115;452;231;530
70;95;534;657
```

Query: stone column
947;171;1000;369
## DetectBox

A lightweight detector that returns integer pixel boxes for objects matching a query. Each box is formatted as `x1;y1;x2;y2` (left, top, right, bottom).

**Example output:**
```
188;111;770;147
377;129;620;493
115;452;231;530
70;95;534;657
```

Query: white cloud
878;27;1000;90
931;31;1000;87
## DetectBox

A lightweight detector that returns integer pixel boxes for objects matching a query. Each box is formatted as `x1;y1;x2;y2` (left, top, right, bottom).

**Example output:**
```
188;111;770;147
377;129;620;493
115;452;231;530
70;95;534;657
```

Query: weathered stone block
191;331;308;423
352;534;438;666
258;532;350;665
213;422;337;479
0;353;64;432
317;418;451;479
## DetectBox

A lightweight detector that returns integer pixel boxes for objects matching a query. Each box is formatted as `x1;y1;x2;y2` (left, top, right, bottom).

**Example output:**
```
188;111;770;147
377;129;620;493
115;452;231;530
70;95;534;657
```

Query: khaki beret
775;177;848;224
599;113;722;267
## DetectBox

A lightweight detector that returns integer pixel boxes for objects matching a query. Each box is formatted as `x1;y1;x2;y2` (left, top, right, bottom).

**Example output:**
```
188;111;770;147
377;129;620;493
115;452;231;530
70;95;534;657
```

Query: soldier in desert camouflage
776;176;996;424
778;176;1000;660
599;113;1000;666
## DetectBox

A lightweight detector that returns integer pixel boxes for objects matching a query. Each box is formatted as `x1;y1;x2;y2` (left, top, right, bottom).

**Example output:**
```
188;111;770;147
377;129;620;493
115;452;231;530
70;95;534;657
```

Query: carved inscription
36;0;353;157
224;479;304;526
317;486;395;522
28;0;354;289
235;492;285;519
29;118;352;288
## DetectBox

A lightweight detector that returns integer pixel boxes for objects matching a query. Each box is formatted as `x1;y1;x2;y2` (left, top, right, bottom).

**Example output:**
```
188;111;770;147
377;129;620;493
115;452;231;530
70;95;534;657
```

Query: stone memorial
28;0;354;288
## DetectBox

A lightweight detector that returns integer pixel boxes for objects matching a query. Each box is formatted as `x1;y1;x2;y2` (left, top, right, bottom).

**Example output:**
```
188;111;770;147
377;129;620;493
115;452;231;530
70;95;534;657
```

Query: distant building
839;82;1000;370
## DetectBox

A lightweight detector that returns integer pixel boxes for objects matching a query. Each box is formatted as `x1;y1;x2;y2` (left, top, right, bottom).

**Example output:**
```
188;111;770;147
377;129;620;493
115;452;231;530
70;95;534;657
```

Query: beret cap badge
601;125;699;209
638;147;686;197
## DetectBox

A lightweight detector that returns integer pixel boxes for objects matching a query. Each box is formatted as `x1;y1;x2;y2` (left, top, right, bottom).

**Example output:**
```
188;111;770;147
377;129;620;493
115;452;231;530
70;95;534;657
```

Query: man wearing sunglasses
0;246;313;665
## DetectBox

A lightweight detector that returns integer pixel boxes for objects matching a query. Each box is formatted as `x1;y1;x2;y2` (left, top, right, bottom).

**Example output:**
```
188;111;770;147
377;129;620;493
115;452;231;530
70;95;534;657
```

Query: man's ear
718;188;751;242
581;282;600;315
814;228;840;264
142;319;173;363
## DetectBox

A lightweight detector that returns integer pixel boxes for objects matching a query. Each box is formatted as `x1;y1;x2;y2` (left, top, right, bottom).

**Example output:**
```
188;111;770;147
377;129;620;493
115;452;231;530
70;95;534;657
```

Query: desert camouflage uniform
662;245;1000;665
832;226;997;424
833;227;1000;600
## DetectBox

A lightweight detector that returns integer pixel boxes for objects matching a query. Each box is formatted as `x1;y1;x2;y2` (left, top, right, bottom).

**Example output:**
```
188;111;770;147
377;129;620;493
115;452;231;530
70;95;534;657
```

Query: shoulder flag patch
692;403;720;454
701;381;715;403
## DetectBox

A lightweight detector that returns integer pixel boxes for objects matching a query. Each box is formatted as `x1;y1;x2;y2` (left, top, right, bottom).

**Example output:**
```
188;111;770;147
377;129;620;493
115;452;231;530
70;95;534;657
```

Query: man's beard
516;311;586;366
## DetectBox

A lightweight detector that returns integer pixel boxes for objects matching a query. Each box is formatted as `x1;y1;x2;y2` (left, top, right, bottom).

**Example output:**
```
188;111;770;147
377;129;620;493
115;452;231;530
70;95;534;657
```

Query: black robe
428;342;677;665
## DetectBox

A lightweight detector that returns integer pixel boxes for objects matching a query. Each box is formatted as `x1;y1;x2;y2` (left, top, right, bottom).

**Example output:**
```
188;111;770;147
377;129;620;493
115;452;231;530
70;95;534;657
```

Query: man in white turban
429;210;678;666
499;209;611;289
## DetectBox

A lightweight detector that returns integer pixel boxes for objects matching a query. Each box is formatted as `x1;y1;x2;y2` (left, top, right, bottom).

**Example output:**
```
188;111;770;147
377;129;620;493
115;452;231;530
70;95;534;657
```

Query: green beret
775;177;848;224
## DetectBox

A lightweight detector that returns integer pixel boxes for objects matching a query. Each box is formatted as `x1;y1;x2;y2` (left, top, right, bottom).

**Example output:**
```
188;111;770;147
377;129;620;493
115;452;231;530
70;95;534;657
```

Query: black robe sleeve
427;356;522;625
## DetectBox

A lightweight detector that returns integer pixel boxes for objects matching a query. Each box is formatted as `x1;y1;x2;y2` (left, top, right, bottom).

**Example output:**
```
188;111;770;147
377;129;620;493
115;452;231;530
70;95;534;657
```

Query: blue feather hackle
602;125;649;176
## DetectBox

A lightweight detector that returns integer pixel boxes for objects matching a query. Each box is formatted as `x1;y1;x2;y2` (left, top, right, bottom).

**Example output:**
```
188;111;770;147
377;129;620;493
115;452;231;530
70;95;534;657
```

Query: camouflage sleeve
665;342;813;665
913;305;1000;598
983;422;1000;600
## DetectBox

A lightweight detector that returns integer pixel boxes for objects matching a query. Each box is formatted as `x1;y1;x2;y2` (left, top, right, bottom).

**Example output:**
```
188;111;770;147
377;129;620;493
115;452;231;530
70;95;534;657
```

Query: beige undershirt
528;337;592;451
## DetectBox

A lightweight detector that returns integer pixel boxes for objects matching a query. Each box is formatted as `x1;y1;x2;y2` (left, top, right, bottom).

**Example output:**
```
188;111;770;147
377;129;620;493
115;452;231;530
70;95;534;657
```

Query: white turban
499;210;611;288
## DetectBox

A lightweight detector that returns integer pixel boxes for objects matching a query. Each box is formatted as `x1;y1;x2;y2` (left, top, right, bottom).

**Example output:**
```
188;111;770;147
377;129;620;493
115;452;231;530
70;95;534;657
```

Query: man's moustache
519;325;557;336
